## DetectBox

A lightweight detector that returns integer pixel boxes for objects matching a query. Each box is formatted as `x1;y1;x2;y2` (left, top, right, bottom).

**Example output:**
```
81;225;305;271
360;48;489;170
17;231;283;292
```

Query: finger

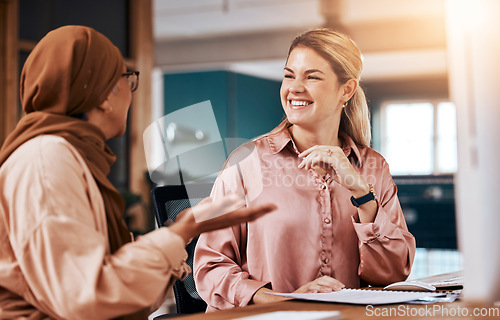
301;153;328;171
316;276;345;291
232;203;277;222
308;284;330;294
301;284;321;293
318;286;334;293
299;145;341;158
308;154;329;170
298;158;306;169
298;152;316;170
333;284;345;291
198;203;277;233
192;194;245;222
316;275;342;285
298;145;325;158
298;155;319;170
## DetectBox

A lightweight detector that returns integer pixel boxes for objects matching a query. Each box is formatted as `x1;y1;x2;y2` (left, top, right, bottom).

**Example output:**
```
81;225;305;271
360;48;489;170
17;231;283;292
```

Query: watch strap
350;184;376;207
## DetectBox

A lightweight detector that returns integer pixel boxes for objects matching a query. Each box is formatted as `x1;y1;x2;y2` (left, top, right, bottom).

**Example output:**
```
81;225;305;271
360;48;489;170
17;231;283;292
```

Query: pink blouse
194;126;416;311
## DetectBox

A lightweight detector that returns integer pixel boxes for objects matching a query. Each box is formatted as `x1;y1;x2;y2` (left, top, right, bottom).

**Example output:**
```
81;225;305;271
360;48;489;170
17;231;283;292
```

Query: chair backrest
151;184;212;314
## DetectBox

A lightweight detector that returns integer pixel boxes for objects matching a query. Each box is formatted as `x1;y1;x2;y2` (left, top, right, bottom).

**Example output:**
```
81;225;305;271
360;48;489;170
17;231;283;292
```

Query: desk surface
169;299;500;320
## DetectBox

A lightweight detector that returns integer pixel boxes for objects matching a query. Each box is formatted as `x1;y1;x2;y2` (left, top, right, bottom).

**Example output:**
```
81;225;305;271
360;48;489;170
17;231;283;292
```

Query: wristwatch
350;184;376;207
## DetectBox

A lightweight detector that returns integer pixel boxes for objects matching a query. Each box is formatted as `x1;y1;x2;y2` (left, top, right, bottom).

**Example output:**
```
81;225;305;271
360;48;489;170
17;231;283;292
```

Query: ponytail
341;85;371;147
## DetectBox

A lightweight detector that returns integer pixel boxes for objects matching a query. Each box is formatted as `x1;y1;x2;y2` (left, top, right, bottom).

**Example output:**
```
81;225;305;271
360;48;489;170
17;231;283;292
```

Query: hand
298;145;378;222
251;276;345;304
293;275;345;293
298;145;369;197
251;287;293;304
168;195;277;244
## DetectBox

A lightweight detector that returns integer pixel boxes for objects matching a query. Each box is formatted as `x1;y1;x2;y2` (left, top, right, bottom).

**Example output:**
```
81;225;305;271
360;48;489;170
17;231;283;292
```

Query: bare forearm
168;201;277;245
167;222;194;245
357;200;378;223
350;181;378;223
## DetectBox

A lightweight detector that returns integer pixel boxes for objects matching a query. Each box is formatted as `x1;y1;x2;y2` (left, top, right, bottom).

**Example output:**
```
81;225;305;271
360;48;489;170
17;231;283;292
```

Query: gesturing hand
294;276;345;293
168;195;277;244
298;145;369;197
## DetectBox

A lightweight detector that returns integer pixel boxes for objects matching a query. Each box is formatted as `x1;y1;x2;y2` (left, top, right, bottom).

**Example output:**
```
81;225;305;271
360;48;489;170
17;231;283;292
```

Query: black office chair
151;184;212;316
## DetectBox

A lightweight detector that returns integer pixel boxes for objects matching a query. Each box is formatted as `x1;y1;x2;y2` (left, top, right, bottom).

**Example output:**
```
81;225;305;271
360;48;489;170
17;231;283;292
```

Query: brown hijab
0;25;131;253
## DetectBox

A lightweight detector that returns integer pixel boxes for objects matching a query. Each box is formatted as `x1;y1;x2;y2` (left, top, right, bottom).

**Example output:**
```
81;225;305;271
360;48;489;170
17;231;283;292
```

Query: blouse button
321;185;326;190
324;218;331;224
323;258;329;264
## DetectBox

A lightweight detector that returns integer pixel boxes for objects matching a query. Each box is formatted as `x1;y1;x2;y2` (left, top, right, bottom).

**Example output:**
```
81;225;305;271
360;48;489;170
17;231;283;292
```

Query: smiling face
280;46;349;131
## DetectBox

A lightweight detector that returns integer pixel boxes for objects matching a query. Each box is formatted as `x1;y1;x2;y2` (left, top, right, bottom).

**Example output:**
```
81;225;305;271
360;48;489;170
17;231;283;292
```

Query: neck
289;122;341;153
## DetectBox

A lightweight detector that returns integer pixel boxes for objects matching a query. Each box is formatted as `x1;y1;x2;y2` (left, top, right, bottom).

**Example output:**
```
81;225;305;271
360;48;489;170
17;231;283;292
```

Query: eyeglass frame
122;71;140;92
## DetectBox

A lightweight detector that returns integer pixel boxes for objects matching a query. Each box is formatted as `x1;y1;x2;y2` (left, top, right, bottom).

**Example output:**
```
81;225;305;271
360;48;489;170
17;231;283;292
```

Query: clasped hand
298;145;369;197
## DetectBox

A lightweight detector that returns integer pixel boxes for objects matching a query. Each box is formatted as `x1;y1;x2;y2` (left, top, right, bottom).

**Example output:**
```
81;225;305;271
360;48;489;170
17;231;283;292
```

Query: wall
163;70;283;140
14;0;131;191
158;70;283;185
1;0;155;234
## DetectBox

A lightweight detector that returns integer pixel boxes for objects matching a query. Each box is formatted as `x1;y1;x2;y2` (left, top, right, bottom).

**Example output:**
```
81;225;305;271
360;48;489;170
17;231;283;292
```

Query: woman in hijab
0;25;275;320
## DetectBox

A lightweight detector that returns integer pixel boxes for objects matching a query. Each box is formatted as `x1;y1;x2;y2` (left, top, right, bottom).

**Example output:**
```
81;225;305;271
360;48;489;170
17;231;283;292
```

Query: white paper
233;311;342;320
268;289;446;305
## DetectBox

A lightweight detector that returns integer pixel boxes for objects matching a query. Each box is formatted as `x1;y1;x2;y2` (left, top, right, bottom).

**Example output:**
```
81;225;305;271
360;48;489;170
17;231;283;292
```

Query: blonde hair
284;28;371;147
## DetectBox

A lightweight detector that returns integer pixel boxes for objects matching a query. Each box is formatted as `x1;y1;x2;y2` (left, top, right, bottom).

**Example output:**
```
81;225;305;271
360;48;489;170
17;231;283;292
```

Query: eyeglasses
122;71;140;92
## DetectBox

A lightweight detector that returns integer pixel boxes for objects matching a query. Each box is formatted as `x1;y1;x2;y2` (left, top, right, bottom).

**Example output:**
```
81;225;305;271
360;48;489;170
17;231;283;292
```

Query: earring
342;101;348;108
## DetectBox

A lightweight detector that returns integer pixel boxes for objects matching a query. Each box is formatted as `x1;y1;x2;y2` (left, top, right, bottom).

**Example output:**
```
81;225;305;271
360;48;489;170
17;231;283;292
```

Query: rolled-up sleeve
352;160;416;286
194;173;269;311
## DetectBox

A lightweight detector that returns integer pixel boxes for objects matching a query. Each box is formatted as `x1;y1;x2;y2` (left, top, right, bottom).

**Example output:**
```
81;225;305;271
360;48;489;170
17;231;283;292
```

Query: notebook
235;311;342;320
267;288;447;305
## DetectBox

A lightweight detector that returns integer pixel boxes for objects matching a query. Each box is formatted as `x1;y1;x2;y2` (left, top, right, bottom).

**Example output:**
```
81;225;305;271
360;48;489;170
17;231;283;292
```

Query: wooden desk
168;299;500;319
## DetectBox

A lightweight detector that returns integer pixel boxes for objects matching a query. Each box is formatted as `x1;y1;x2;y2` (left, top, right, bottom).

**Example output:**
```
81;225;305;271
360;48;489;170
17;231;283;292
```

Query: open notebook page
267;288;446;305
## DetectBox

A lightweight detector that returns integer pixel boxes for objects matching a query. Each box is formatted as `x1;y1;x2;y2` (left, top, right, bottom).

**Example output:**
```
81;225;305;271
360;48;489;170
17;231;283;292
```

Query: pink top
194;126;416;311
0;135;190;319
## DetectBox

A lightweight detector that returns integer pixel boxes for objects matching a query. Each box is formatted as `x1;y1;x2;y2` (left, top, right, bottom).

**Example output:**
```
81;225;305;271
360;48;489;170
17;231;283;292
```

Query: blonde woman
194;28;416;311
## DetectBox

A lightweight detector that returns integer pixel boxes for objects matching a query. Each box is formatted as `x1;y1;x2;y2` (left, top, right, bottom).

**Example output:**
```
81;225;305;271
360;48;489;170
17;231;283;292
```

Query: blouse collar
265;124;364;167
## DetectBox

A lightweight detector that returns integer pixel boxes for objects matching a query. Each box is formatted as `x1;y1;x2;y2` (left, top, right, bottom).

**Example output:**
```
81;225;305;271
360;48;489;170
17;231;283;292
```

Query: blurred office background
1;0;477;311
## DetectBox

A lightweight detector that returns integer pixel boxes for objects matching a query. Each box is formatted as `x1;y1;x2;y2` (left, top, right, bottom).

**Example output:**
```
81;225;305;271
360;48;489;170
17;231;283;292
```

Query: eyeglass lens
123;72;139;92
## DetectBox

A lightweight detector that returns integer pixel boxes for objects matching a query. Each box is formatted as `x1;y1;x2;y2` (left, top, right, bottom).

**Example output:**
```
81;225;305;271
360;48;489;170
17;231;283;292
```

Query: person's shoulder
1;135;90;198
359;145;386;160
252;124;292;154
11;135;86;171
355;144;389;169
221;125;288;173
224;139;258;167
22;135;78;157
